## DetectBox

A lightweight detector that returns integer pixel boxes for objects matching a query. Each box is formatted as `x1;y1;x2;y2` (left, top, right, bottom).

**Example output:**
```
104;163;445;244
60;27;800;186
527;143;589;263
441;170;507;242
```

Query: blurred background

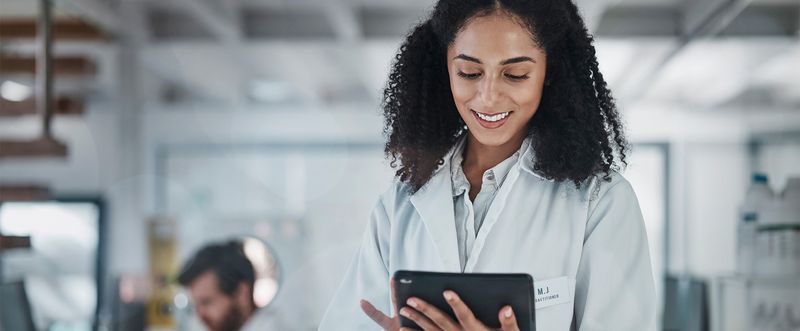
0;0;798;330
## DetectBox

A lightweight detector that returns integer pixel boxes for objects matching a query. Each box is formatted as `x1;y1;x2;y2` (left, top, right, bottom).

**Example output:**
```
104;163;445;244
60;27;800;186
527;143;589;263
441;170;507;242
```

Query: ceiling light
247;79;294;103
0;80;33;102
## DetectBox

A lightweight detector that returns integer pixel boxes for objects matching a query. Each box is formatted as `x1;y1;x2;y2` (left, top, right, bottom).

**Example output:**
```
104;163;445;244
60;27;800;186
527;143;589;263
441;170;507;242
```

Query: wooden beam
0;55;96;76
57;0;128;38
0;185;50;201
0;96;84;117
0;235;33;250
0;138;68;158
0;18;107;41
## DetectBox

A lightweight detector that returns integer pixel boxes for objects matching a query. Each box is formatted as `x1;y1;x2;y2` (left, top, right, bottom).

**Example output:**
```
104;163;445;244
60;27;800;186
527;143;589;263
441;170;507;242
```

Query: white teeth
475;111;510;122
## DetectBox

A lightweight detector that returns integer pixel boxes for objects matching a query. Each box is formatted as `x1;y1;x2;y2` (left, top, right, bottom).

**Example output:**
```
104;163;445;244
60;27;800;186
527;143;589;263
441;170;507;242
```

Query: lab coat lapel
409;165;462;272
464;164;522;272
464;139;540;272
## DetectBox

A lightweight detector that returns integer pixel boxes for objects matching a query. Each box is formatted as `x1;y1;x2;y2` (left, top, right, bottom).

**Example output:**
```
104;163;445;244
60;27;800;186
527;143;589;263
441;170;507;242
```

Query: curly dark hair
383;0;628;192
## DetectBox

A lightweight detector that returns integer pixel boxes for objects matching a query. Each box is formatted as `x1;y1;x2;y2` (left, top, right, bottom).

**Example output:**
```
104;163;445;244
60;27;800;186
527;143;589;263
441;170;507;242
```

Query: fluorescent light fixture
0;80;33;102
247;79;294;103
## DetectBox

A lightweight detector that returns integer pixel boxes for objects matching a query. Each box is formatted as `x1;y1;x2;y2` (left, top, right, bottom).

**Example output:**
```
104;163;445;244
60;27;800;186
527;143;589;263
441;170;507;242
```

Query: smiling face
447;11;547;149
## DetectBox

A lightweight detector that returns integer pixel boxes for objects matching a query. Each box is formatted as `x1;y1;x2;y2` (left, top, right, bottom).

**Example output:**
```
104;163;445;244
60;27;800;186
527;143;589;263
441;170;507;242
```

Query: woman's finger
442;290;480;328
400;306;441;331
405;297;458;330
390;277;399;315
361;299;395;329
498;306;520;331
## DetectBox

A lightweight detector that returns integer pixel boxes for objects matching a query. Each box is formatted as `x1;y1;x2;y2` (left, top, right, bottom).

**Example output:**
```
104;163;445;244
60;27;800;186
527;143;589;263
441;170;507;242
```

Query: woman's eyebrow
453;54;482;64
501;56;536;65
453;54;536;65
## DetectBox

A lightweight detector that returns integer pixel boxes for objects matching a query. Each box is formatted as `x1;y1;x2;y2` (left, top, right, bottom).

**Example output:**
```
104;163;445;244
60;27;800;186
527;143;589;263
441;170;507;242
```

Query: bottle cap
752;173;768;184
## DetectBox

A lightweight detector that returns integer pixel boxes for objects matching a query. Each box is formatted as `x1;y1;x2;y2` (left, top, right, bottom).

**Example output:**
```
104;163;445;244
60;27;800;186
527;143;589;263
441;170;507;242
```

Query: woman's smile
472;110;513;129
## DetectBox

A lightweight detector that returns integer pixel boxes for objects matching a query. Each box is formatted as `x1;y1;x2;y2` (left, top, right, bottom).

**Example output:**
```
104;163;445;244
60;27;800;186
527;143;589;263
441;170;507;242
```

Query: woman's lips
472;110;511;129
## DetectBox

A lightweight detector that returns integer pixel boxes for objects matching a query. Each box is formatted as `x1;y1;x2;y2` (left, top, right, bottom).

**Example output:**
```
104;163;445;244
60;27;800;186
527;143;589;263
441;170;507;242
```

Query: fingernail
406;299;417;308
400;308;411;317
443;291;454;301
504;307;513;318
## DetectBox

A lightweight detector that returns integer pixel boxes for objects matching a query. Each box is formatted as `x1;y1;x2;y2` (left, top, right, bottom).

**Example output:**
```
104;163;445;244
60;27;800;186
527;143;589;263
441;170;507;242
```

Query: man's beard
210;303;248;331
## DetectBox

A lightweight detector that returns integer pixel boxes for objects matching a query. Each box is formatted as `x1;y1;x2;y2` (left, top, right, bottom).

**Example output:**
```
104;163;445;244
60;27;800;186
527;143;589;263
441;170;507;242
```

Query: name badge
533;276;571;309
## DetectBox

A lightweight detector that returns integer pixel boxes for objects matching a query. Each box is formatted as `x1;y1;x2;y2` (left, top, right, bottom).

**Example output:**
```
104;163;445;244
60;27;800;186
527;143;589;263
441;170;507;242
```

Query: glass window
0;200;102;331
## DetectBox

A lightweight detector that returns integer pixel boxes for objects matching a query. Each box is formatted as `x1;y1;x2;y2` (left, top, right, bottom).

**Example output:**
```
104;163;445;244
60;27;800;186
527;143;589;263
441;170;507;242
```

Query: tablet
393;270;535;331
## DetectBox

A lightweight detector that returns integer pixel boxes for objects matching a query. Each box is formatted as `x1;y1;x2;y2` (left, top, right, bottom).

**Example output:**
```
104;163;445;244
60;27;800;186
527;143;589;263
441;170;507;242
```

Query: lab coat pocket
533;276;576;331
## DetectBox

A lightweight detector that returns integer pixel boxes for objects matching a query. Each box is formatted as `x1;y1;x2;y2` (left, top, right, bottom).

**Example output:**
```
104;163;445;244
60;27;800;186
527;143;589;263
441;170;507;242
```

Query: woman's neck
463;132;526;174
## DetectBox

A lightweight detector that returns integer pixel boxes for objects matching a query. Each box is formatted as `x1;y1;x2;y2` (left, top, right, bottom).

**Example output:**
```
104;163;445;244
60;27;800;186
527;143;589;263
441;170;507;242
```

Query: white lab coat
318;142;657;331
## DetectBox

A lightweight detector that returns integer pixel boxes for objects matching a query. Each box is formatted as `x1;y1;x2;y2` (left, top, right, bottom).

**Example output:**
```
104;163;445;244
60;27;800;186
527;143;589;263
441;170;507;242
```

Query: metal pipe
37;0;54;139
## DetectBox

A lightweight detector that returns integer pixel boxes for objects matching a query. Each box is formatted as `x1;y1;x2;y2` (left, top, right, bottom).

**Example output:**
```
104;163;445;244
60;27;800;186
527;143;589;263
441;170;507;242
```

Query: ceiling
0;0;798;110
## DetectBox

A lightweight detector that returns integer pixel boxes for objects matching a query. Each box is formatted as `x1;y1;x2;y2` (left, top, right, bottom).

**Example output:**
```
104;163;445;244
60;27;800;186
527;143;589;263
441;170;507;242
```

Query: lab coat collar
409;136;549;272
516;138;548;180
432;135;548;181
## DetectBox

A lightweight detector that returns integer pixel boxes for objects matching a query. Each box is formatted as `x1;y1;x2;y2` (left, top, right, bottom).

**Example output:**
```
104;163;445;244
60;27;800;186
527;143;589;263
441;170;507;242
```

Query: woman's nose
478;77;501;107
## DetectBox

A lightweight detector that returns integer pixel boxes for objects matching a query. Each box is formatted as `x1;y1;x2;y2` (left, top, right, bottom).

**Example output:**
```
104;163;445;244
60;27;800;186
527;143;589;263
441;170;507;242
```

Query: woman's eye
457;71;481;79
505;73;530;81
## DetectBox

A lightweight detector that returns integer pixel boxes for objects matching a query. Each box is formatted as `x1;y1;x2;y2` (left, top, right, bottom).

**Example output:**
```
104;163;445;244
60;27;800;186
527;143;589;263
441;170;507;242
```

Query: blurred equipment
108;276;147;331
0;281;36;331
146;219;178;330
756;177;800;277
737;173;773;276
712;277;800;331
663;275;710;331
710;175;800;331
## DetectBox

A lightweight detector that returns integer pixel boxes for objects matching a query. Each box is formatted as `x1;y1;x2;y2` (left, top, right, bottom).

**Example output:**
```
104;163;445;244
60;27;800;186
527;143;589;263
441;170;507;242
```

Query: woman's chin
468;130;519;148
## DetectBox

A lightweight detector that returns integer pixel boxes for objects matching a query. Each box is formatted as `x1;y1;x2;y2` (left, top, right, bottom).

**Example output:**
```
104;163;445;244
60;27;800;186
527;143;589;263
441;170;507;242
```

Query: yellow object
146;219;178;329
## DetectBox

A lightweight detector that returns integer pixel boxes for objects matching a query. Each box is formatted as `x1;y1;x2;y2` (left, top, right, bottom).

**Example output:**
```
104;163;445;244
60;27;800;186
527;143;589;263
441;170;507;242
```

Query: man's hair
178;240;256;302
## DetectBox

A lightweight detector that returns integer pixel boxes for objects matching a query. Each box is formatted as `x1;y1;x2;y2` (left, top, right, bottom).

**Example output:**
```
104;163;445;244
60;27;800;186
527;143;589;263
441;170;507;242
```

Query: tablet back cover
393;270;535;331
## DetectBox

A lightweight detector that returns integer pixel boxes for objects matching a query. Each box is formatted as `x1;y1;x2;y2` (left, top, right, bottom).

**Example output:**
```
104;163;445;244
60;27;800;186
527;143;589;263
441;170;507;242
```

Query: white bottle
738;173;773;276
778;177;800;276
756;208;790;278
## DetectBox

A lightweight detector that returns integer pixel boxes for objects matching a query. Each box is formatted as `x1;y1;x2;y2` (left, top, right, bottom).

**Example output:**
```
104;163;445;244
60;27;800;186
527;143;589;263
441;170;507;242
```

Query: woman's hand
361;279;520;331
361;278;401;331
397;290;520;331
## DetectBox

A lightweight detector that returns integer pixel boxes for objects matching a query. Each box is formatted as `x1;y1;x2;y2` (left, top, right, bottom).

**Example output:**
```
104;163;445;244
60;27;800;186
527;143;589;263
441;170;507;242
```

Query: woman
319;0;656;330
